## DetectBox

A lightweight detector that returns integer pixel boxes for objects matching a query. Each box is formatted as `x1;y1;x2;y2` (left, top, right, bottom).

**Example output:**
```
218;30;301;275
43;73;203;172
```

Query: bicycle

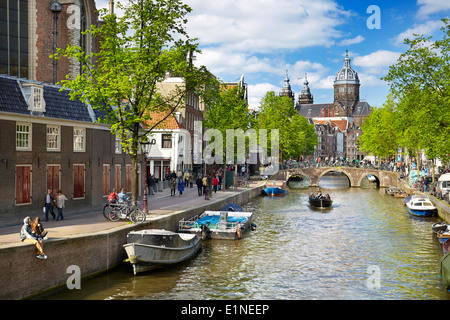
103;196;146;224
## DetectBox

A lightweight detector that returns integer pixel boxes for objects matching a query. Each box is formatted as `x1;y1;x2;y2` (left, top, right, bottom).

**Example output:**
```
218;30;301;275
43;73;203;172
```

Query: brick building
296;51;372;162
0;1;140;222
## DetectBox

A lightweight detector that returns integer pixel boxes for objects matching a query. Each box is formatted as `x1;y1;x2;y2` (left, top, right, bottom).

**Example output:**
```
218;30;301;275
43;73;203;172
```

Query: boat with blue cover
263;180;288;196
179;210;254;240
405;194;438;217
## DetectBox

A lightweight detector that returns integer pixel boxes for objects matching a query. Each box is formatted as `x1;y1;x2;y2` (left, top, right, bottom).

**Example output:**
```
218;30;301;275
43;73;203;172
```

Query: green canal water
40;175;450;300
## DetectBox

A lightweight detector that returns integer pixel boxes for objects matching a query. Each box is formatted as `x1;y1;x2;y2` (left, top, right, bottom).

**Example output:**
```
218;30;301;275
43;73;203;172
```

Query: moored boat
263;180;288;196
432;222;449;233
437;230;450;244
179;210;254;240
405;194;438;217
123;229;201;275
439;252;450;290
386;186;402;196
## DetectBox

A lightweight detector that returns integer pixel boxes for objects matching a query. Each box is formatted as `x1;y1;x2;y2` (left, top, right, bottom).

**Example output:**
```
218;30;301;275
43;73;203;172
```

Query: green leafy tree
382;18;450;164
257;92;317;160
54;0;208;202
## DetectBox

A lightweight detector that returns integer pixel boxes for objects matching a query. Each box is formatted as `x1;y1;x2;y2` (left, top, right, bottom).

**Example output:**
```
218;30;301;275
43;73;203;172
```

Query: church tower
333;50;360;117
297;73;314;104
279;70;295;104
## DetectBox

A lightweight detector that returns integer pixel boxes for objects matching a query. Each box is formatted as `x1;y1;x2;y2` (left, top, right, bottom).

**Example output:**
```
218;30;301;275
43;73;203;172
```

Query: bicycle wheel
103;203;112;220
129;207;146;224
109;206;121;222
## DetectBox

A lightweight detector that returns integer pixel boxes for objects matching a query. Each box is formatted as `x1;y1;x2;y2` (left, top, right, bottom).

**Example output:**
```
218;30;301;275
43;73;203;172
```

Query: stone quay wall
0;185;264;300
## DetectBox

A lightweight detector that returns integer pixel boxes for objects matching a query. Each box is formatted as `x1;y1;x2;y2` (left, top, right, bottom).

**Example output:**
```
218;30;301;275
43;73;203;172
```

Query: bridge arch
316;168;352;187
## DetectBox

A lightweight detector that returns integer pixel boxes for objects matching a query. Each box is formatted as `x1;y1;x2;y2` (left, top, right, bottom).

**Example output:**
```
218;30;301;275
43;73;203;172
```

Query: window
73;128;86;152
114;134;122;154
46;125;60;151
0;0;29;78
102;164;110;196
162;134;172;148
16;165;31;205
16;122;31;151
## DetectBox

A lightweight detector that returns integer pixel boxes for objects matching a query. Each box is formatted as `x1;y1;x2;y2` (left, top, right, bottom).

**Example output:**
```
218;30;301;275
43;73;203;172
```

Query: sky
95;0;450;110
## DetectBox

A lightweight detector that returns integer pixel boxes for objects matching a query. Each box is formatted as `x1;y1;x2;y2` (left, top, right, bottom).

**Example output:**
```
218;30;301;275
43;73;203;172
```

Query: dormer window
22;83;46;112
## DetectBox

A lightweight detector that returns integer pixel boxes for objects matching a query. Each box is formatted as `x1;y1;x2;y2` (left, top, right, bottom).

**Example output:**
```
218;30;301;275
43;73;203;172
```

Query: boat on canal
308;193;333;208
432;222;449;233
439;252;450;290
123;229;201;275
437;230;450;244
405;194;438;217
386;186;403;196
263;180;288;196
179;210;254;240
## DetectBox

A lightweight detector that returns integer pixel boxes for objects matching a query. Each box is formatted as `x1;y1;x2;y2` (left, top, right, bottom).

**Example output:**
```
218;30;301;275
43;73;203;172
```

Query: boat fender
250;223;257;231
201;224;212;240
236;224;242;239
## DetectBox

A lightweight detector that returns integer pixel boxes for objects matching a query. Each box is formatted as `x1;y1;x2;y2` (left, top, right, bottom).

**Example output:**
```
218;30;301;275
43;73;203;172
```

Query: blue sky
96;0;450;109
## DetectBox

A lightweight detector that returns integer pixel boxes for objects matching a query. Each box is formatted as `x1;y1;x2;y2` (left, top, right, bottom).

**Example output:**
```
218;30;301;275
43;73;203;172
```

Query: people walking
170;177;177;196
178;178;185;197
55;190;68;221
196;175;203;196
213;175;219;193
43;188;55;222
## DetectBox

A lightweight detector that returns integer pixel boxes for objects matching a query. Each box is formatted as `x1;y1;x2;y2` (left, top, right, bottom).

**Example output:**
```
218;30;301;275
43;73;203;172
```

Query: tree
382;18;450;164
257;92;317;161
359;95;399;160
54;0;208;202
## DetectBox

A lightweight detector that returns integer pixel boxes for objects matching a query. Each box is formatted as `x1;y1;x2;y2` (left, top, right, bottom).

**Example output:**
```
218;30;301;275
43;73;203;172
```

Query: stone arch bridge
273;167;399;188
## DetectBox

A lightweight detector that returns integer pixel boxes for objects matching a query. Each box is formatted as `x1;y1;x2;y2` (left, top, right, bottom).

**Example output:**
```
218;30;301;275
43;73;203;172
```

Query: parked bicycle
102;195;146;224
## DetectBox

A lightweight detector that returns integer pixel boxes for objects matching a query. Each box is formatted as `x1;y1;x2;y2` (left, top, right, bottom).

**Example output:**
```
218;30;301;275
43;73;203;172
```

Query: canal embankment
0;182;265;300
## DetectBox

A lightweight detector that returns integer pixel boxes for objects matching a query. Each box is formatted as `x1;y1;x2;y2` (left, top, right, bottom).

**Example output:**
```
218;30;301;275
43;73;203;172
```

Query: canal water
41;175;450;300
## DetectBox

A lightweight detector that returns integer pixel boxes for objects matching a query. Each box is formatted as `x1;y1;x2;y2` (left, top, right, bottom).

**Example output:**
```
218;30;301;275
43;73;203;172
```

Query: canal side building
295;51;372;162
0;1;142;222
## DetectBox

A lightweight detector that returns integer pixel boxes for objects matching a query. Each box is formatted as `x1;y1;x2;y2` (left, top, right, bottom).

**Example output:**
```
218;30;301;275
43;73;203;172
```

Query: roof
0;75;98;123
313;119;349;132
297;103;334;118
143;111;185;130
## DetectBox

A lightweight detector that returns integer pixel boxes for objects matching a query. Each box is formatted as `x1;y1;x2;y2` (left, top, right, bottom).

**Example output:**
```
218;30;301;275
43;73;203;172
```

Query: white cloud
338;35;365;46
392;20;444;46
247;83;280;110
416;0;450;19
352;50;401;74
185;0;351;54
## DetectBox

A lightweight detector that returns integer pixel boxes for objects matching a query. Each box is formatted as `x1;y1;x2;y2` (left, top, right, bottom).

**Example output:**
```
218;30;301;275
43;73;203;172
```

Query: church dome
334;50;360;85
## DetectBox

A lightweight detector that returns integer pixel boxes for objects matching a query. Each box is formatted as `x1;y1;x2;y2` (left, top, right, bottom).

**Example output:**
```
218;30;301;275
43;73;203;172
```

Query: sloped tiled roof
0;75;96;123
143;111;185;130
0;77;29;115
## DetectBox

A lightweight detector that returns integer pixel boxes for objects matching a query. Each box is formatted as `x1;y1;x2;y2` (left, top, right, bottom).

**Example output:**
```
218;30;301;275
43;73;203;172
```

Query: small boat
405;194;438;217
263;180;288;196
386;186;402;196
443;239;450;254
439;252;450;290
221;203;243;212
432;222;449;233
437;230;450;244
179;210;254;240
394;192;408;198
123;229;201;275
308;194;333;208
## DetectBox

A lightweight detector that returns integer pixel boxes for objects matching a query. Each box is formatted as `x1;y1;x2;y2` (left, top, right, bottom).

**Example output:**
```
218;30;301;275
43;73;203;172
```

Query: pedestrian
184;171;189;187
202;175;208;195
213;175;219;193
178;178;185;197
108;188;118;203
55;190;68;221
43;188;55;221
196;175;203;196
20;216;47;259
188;172;194;188
118;188;127;204
218;173;222;191
149;175;155;195
170;177;177;196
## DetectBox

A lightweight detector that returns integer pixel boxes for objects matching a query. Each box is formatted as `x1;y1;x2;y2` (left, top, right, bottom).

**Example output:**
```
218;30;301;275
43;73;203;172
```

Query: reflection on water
40;176;450;300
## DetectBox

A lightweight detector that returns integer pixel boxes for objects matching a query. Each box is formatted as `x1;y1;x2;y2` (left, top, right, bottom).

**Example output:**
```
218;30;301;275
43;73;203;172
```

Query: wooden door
73;164;85;198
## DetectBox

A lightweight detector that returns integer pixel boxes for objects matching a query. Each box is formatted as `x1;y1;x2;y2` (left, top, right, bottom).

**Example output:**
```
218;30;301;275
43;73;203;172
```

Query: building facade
0;1;140;222
296;51;371;162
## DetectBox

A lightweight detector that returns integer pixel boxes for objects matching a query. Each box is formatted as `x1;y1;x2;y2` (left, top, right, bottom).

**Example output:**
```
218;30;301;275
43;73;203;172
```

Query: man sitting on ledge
19;216;47;259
